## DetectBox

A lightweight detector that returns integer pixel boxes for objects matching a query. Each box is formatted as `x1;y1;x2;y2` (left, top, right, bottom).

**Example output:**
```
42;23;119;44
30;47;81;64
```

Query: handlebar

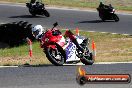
51;22;58;31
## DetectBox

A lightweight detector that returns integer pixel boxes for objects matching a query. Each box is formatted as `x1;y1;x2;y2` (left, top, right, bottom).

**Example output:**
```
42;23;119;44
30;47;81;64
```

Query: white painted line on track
0;66;18;68
87;31;96;33
0;62;132;67
64;62;132;65
101;32;108;33
0;23;5;24
0;3;25;7
95;62;132;64
122;34;131;36
64;63;84;66
111;33;118;34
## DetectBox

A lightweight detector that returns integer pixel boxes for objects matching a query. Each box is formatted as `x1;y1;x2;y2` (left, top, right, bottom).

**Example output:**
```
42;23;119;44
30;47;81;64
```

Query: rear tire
80;47;94;65
29;9;36;16
81;53;94;65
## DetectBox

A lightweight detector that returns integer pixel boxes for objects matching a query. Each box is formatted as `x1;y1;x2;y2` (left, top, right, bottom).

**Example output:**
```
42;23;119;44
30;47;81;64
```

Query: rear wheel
44;44;65;66
29;9;36;16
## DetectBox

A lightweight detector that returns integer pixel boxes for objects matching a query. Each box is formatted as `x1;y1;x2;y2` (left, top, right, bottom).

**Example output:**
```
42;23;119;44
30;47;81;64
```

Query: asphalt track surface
0;64;132;88
0;3;132;34
0;3;132;88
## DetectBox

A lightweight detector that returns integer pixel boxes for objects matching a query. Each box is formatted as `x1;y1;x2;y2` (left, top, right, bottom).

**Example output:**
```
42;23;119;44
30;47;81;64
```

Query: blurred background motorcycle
97;2;119;22
26;0;50;17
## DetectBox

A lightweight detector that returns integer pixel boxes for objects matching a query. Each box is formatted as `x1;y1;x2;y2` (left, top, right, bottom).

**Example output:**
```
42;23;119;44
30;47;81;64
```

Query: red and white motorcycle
40;23;94;66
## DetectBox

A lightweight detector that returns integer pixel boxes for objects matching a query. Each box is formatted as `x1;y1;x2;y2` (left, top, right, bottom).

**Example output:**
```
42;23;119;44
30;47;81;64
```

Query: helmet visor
32;30;39;37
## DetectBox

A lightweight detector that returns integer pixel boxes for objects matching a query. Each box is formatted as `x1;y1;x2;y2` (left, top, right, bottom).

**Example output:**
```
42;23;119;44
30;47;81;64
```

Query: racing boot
64;29;84;53
72;38;84;53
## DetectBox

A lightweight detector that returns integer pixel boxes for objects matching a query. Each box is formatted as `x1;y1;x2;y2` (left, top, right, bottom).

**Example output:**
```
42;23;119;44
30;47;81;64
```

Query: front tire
43;10;50;17
113;14;119;22
44;45;65;66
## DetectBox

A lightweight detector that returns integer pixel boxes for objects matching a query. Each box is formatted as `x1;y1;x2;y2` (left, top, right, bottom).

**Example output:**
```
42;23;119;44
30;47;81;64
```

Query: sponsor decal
76;66;131;85
66;42;76;60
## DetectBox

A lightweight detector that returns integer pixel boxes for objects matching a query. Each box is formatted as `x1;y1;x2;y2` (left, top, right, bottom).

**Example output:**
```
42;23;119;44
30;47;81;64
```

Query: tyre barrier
0;21;35;47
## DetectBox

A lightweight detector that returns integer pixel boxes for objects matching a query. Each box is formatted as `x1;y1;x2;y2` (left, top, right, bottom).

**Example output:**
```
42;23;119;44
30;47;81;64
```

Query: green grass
0;30;132;66
0;0;132;11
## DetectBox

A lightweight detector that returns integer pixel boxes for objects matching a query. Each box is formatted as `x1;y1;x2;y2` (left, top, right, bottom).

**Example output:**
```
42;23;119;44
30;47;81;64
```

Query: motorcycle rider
31;25;85;53
99;2;105;9
30;0;36;4
27;0;36;8
29;0;42;7
99;2;113;12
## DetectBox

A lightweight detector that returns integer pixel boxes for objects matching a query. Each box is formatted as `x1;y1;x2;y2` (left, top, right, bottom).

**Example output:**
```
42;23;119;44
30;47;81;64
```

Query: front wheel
43;10;50;17
80;47;94;65
44;44;65;66
113;14;119;22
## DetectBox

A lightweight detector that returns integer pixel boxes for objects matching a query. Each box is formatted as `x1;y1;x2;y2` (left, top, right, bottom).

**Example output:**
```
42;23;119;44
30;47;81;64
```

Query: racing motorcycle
26;0;50;17
97;3;119;22
41;22;94;66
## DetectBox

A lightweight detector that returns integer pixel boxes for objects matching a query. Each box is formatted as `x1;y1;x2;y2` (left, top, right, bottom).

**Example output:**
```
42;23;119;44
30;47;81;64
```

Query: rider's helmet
99;2;104;8
32;25;45;40
30;0;36;4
